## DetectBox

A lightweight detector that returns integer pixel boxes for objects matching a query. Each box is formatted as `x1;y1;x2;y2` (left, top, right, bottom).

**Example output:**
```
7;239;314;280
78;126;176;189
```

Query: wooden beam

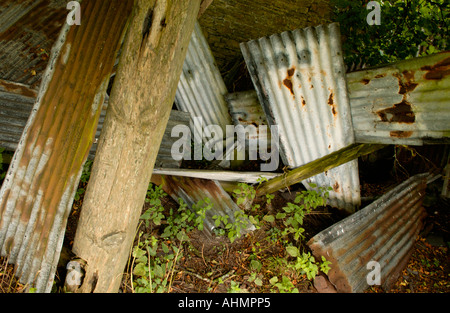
198;0;214;17
0;0;132;292
72;0;202;293
256;143;387;196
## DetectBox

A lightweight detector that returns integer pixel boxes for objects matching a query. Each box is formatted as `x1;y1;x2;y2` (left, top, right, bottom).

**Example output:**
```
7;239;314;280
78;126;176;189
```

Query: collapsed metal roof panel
0;79;191;168
175;21;232;136
153;175;255;237
226;90;271;144
0;0;67;88
240;23;360;212
347;52;450;145
307;173;428;293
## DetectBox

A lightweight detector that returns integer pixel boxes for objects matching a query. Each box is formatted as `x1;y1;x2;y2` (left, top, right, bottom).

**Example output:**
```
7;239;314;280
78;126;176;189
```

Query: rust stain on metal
328;91;337;116
396;70;418;94
333;181;339;192
300;95;306;107
283;67;296;96
0;80;37;98
376;100;416;124
390;130;414;138
376;70;418;124
421;56;450;80
361;78;370;85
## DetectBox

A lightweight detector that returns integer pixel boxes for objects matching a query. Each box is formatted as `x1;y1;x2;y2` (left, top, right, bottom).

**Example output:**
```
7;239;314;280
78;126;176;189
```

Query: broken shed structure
0;0;448;293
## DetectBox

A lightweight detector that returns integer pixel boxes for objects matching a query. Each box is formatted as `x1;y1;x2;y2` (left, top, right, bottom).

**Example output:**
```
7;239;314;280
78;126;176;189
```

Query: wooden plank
72;0;202;293
256;143;386;196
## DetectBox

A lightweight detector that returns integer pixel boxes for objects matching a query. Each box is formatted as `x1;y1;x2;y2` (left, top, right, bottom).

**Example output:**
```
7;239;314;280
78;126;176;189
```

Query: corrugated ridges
347;51;450;145
308;173;428;293
175;21;232;137
0;0;133;292
240;23;360;212
0;1;67;87
0;80;190;169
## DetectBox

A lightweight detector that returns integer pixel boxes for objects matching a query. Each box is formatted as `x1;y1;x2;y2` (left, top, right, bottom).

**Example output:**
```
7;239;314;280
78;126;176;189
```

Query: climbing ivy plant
332;0;448;68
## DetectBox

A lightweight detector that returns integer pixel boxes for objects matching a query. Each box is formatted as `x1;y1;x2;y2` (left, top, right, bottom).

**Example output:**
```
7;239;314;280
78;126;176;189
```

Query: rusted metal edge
307;173;428;293
240;23;360;212
347;51;450;145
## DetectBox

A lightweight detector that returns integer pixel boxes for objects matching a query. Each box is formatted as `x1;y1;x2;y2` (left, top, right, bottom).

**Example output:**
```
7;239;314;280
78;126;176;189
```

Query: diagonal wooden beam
256;143;387;196
72;0;202;293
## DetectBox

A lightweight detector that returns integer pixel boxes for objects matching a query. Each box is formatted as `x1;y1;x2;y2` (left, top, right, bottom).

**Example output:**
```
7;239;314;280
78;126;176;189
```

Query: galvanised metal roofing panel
308;173;428;293
175;21;232;140
347;52;450;145
240;23;360;212
0;79;191;168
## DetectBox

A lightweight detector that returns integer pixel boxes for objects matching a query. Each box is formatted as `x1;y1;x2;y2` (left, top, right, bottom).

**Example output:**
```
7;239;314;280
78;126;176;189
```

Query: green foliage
131;184;215;293
332;0;448;68
74;159;93;201
131;232;183;293
141;184;168;227
132;181;333;293
269;275;299;293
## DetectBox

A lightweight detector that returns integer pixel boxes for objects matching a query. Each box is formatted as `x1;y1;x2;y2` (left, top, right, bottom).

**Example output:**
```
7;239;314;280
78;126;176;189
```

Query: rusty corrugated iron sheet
0;0;133;292
226;90;271;146
307;173;428;293
175;21;232;141
240;23;360;212
0;0;67;88
153;175;255;237
0;80;37;150
347;51;450;145
0;79;191;168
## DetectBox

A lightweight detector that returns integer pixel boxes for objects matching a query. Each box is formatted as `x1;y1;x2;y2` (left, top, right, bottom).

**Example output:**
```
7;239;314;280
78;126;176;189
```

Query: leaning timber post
0;0;132;292
256;143;387;196
72;0;202;293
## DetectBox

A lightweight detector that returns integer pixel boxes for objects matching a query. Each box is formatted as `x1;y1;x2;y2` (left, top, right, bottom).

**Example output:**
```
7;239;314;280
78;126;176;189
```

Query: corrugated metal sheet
0;0;133;292
347;52;450;145
153;175;255;237
175;21;232;140
0;80;37;150
154;110;192;169
0;0;67;88
307;173;428;293
226;90;271;145
0;79;191;168
240;23;360;212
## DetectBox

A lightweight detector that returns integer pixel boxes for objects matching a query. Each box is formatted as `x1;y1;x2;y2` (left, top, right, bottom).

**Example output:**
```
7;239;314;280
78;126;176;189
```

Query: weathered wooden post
72;0;203;293
0;0;133;292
